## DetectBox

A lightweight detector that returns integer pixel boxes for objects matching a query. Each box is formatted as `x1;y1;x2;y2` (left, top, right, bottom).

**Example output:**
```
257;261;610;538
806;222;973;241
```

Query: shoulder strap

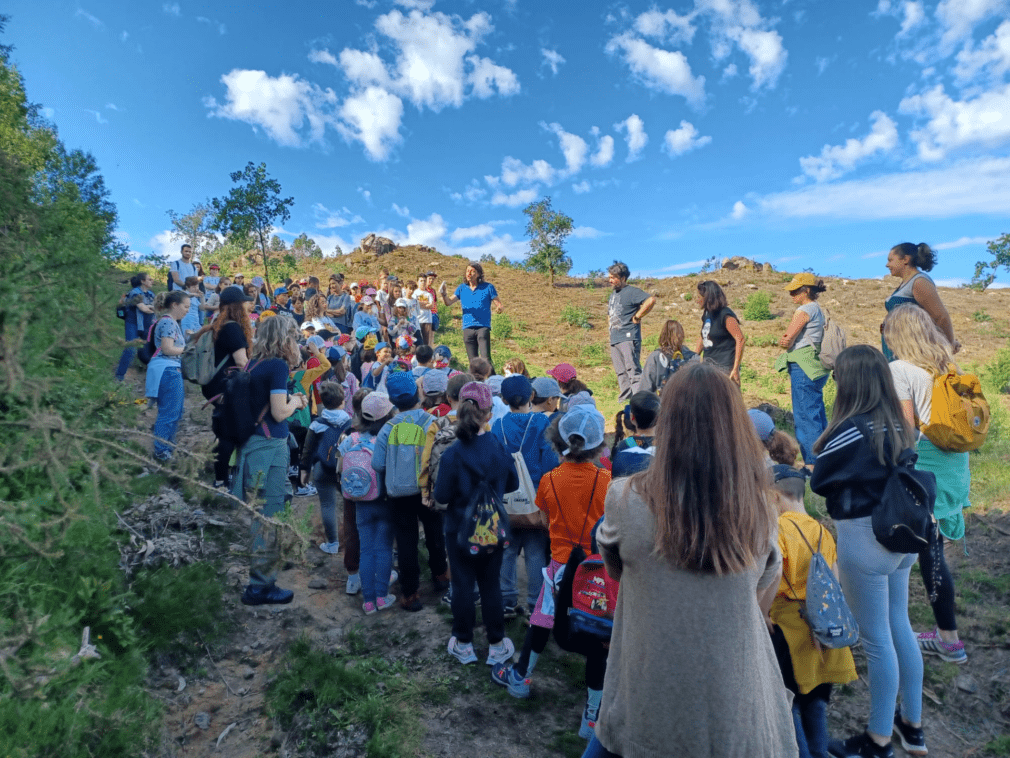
550;468;600;550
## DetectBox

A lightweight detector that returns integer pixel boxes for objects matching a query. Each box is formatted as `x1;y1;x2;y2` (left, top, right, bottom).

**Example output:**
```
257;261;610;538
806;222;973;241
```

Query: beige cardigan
595;478;798;758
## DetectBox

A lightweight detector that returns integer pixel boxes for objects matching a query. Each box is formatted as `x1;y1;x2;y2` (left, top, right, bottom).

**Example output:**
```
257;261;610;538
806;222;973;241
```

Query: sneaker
893;708;927;756
503;603;520;620
319;541;340;554
345;574;361;595
287;465;299;477
579;703;600;740
441;590;453;607
490;663;531;699
362;600;377;615
389;569;399;585
828;732;894;758
447;636;478;664
486;637;515;665
153;450;172;463
399;592;423;612
294;484;318;497
241;584;294;606
917;628;967;664
376;593;396;611
213;479;229;491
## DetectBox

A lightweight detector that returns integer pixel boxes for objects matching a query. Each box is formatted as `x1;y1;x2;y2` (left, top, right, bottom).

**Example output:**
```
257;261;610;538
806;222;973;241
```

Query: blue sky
7;0;1010;284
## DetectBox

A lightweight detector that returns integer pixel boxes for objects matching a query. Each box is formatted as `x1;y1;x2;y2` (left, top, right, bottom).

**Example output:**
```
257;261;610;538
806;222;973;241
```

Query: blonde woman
882;304;968;664
233;313;309;606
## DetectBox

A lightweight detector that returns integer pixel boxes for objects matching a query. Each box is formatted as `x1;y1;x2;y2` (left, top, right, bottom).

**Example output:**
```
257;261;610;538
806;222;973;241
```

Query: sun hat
361;393;394;422
486;375;505;396
784;272;819;292
386;370;419;404
547;363;578;383
566;390;596;409
355;326;372;340
363;334;377;350
422;370;449;395
531;376;562;400
219;287;254;306
748;409;776;442
501;374;532;405
459;381;492;410
394;297;409;308
558;405;606;455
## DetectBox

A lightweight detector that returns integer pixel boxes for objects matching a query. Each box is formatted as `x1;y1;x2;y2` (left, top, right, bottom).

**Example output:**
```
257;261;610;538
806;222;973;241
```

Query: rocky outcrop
360;234;398;256
722;256;763;271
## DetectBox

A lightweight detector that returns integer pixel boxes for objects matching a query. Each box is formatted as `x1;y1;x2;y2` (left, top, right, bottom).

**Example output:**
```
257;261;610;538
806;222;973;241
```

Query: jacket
434;433;517;517
491;412;558;488
810;414;893;521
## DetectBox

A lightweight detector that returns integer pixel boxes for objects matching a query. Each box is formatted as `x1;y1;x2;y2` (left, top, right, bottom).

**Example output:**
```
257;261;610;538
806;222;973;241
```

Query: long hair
456;400;490;442
213;301;254;348
658;319;686;356
631;362;774;575
467;261;486;284
813;345;913;465
891;242;937;272
304;294;328;319
696;280;728;313
883;304;956;378
251;312;300;366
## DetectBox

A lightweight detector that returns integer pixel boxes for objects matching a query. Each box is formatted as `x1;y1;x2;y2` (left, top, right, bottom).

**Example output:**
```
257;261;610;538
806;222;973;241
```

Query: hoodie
491;411;559;488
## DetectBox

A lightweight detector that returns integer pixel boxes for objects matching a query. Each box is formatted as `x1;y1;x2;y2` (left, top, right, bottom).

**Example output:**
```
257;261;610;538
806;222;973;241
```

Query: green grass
559;303;592;329
984;735;1010;755
491;312;514;340
742;291;774;321
974;309;994;322
579;343;609;367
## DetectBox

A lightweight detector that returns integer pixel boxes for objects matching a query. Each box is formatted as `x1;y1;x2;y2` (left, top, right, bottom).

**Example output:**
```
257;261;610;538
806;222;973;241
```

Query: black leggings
919;529;957;631
462;327;492;368
515;625;607;690
211;411;235;483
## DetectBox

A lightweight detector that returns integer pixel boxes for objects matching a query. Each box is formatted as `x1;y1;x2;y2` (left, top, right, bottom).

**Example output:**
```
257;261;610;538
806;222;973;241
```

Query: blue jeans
836;517;922;737
788;362;828;465
356;500;395;604
792;696;829;758
500;527;549;609
313;462;339;543
582;735;620;758
152;367;184;457
233;436;290;587
115;318;139;381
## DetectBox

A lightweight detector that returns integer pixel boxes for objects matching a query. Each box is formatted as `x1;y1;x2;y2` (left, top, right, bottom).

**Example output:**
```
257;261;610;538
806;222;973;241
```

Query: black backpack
219;360;271;446
457;469;511;556
314;417;351;471
137;316;171;365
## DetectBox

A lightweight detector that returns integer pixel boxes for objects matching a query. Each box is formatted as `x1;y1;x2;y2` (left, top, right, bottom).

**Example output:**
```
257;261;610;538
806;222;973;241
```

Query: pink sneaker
376;593;396;611
917;628;967;664
362;601;377;615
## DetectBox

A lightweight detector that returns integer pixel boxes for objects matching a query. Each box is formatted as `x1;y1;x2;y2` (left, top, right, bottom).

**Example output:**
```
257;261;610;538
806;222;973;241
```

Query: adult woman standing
694;280;745;385
883;305;969;664
811;345;926;758
640;319;696;394
882;242;959;360
115;272;156;382
777;273;830;468
439;262;503;367
586;362;794;758
233;314;309;606
326;276;355;335
146;290;191;462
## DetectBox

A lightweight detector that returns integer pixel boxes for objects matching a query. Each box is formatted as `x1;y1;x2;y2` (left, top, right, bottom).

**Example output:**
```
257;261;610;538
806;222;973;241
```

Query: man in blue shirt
169;244;199;291
439;261;503;369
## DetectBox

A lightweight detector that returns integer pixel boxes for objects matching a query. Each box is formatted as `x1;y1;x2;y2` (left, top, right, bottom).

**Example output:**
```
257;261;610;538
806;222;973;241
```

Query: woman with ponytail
883;242;959;360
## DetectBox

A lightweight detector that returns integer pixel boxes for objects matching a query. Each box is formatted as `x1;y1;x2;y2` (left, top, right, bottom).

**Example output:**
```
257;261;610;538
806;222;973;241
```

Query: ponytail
456;401;490;442
891;242;937;272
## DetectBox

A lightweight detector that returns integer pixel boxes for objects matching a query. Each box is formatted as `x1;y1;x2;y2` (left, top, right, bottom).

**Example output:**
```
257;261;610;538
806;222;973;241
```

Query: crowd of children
114;255;978;758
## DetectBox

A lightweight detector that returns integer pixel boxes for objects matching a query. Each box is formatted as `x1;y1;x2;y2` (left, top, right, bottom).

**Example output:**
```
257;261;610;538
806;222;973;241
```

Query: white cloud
748;156;1010;219
543;122;589;175
933;235;992;249
541;48;566;75
637;259;709;276
450;223;495;242
85;109;109;124
336;86;405;161
392;203;411;217
499;156;557;187
120;30;129;42
308;48;339;66
162;3;180;17
633;8;696;44
899;83;1010;161
662;120;712;156
571;226;611;239
450;234;528;262
394;0;435;9
467;55;520;98
204;69;337;148
358;187;372;203
605;32;706;107
572;180;592;193
491;188;538;207
105;102;120;111
615;114;649;161
898;1;925;35
731;200;749;219
150;230;178;260
196;16;226;34
695;0;788;90
798;110;899;181
815;56;830;74
590;132;615;167
936;0;1009;53
75;8;103;27
313;203;364;229
954;20;1010;86
406;213;447;246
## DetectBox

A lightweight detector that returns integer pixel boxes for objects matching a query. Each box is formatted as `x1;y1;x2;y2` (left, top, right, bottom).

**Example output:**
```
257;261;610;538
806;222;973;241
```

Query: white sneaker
295;484;317;497
345;573;361;595
376;593;396;611
319;541;340;554
486;637;515;665
448;636;478;664
389;569;399;585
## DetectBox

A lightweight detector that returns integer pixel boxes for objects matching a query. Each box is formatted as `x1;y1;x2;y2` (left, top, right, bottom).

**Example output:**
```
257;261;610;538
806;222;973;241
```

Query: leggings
211;410;237;483
515;625;607;690
919;528;957;631
462;327;492;368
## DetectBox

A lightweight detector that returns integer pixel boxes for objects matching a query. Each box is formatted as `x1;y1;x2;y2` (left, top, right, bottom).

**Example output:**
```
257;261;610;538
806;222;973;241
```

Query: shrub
491;312;514;340
559;303;591;328
974;309;993;323
743;291;774;321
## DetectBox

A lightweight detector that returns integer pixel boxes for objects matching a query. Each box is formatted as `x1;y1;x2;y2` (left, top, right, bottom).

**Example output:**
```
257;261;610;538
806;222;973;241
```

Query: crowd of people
112;242;973;758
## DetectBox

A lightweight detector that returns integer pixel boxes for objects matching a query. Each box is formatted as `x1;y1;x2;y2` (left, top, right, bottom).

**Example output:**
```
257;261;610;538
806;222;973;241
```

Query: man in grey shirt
607;260;656;401
169;244;198;291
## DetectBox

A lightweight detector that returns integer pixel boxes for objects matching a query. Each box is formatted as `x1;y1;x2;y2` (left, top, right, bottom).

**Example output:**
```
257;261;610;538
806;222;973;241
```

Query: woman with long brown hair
586;361;794;757
695;280;745;385
640;319;696;394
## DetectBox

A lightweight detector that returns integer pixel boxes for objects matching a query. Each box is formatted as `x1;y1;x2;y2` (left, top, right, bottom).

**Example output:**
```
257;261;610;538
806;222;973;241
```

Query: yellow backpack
920;366;990;453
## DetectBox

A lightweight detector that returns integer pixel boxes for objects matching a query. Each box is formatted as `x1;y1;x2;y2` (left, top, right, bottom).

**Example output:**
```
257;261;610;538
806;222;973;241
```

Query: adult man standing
607;260;656;401
169;244;198;291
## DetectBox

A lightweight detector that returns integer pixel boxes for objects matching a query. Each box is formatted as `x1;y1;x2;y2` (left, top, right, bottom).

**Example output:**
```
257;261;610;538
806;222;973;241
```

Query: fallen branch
197;631;239;697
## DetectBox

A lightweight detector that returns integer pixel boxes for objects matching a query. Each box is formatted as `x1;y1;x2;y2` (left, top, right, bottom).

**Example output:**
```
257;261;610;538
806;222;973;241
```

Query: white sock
526;651;540;676
587;688;603;713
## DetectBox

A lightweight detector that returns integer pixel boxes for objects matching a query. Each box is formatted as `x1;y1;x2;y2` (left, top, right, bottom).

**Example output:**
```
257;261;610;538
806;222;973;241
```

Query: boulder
360;233;398;256
762;262;774;273
722;256;762;271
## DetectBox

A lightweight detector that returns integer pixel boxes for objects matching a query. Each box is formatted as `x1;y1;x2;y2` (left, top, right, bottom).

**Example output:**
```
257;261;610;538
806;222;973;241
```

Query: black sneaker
893;709;927;756
828;732;894;758
240;583;294;606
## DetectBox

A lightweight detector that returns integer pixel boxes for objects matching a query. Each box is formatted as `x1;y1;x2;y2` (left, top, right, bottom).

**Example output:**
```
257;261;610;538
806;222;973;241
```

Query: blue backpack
315;417;351;471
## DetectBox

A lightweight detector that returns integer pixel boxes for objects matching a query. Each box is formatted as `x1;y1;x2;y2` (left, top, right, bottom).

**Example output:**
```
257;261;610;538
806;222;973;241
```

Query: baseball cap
274;286;288;296
386;370;419;404
772;464;809;483
486;375;505;396
558;405;606;455
209;263;220;270
337;334;352;346
326;346;347;363
748;409;775;442
355;326;372;340
365;287;377;296
252;276;264;287
501;374;532;405
394;297;409;308
363;334;378;350
566;390;596;409
459;381;492;410
361;295;374;306
234;272;245;279
433;345;452;360
361;393;394;422
547;363;577;383
307;335;326;349
531;376;562;399
784;272;819;292
219;287;254;306
396;335;414;351
422;370;449;395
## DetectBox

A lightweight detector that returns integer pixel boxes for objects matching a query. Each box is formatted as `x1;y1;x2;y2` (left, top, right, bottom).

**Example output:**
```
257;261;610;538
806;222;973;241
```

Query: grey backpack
782;520;859;649
817;306;846;371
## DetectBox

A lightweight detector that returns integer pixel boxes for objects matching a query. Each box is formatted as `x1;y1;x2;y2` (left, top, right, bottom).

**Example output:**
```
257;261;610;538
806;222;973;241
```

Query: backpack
420;417;457;511
780;519;859;649
315;417;351;471
817;307;846;370
167;261;177;291
116;293;128;320
457;477;510;556
384;415;428;497
340;432;380;501
137;316;171;365
496;420;546;529
920;366;990;453
181;329;228;386
658;350;688;391
218;359;271;446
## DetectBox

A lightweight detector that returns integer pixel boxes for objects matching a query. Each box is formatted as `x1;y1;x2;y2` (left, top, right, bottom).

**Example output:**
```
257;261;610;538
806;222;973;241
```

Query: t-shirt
792;302;824;351
204;321;249;399
154;317;185;364
889;359;933;437
608;285;649;345
169;259;198;291
536;461;611;563
181;292;204;334
454;281;499;330
127;287;155;332
203;276;220;290
412;289;434;324
700;306;738;371
327;293;355;328
248;357;291;439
